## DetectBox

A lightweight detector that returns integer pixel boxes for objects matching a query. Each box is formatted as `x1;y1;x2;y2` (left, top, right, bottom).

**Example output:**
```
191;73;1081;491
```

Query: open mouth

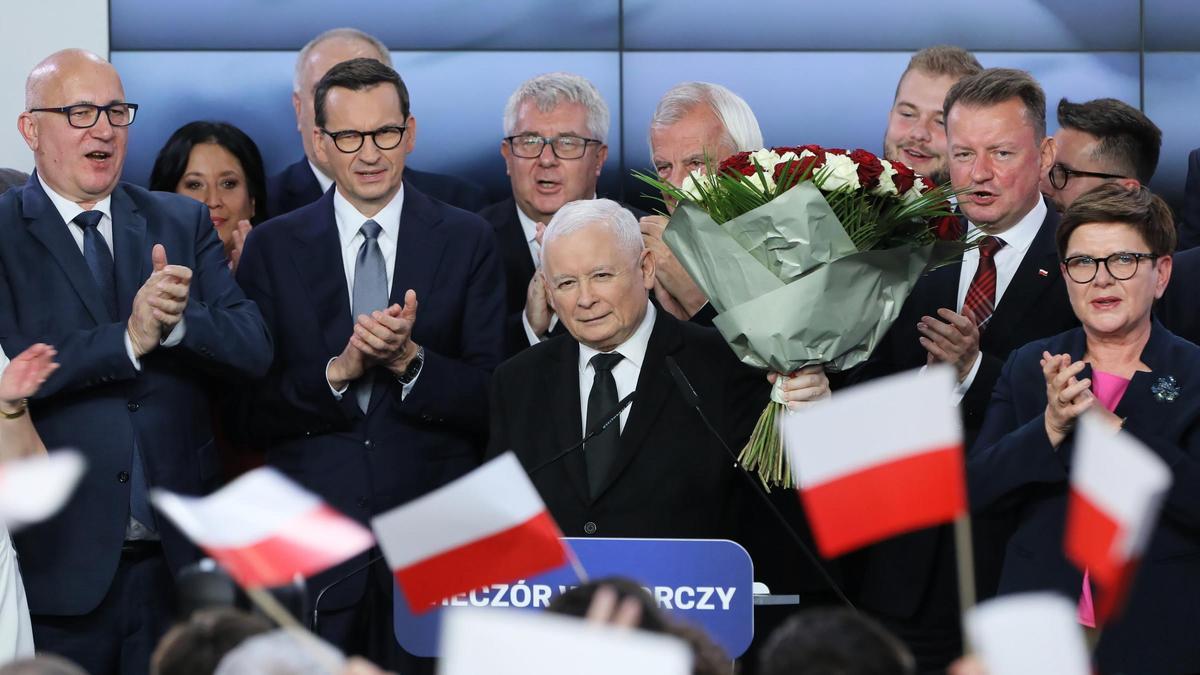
356;168;386;182
1091;297;1121;310
902;148;932;161
969;190;997;205
535;179;561;191
85;151;112;161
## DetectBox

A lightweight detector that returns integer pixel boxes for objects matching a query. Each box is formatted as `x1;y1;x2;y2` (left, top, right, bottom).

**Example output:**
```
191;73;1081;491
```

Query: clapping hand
1041;351;1122;447
0;343;57;407
128;244;192;357
919;308;981;384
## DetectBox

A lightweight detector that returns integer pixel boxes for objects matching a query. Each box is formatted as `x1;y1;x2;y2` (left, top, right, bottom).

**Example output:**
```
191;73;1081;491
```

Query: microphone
529;390;636;475
664;355;855;610
311;553;384;632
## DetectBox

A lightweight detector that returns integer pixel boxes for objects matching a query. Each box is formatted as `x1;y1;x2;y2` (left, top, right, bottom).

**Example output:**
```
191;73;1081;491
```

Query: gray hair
214;629;344;675
503;72;610;141
293;28;392;93
650;81;763;153
542;199;643;270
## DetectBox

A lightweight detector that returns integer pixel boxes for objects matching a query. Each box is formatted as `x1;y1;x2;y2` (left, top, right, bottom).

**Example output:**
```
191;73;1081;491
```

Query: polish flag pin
1038;269;1049;277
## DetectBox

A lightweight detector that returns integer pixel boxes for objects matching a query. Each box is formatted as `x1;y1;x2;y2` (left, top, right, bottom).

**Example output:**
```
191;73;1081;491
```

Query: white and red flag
781;366;965;558
965;593;1091;675
151;468;374;588
371;452;569;613
0;450;86;529
1065;413;1171;621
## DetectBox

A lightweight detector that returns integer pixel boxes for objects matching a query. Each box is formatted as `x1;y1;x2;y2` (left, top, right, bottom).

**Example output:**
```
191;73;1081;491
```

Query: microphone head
665;355;702;408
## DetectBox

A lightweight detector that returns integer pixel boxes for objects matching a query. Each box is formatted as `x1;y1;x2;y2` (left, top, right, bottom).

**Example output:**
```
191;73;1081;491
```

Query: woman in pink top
968;184;1200;674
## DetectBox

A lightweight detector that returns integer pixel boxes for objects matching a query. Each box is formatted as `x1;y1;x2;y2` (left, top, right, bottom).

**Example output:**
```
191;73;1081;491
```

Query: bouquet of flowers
636;145;969;488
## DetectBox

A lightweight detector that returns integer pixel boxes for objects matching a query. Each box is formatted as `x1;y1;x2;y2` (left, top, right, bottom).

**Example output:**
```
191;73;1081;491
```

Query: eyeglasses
504;135;602;160
1061;251;1158;284
321;126;406;153
28;102;138;129
1048;163;1127;190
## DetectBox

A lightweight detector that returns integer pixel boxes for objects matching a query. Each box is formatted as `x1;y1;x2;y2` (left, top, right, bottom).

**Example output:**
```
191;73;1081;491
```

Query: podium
394;537;755;657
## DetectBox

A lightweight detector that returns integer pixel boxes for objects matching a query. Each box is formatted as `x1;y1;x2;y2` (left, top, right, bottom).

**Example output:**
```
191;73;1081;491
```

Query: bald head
25;49;119;110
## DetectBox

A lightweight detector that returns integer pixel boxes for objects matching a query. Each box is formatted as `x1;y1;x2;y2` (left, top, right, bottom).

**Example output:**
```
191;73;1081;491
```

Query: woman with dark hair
150;122;267;269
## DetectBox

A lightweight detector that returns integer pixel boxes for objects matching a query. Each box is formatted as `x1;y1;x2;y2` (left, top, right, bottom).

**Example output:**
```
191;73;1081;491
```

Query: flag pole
564;542;589;584
954;512;978;651
244;587;343;671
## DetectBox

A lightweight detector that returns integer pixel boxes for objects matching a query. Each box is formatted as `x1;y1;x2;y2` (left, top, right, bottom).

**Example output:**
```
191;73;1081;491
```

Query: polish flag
1065;413;1171;621
0;450;86;529
371;452;569;613
965;593;1090;675
151;468;375;589
781;366;965;558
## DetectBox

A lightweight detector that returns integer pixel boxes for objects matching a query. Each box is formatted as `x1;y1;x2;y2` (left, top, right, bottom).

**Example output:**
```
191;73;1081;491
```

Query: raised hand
1041;351;1094;447
641;214;707;319
228;219;252;273
919;308;981;384
0;343;58;406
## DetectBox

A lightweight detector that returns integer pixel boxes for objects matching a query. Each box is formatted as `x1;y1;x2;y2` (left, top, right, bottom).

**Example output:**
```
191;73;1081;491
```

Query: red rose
933;215;963;240
850;149;884;190
772;155;824;190
719;151;756;178
824;147;848;156
891;161;916;195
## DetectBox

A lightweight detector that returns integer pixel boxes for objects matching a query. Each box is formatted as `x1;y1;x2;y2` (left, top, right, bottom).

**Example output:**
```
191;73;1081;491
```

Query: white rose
679;171;711;202
871;159;899;197
748;148;782;173
820;153;862;192
902;177;929;202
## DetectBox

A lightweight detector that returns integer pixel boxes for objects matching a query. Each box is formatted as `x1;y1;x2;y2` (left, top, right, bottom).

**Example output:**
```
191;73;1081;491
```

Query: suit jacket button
356;497;369;509
117;471;130;483
364;439;373;448
127;402;139;412
583;521;597;535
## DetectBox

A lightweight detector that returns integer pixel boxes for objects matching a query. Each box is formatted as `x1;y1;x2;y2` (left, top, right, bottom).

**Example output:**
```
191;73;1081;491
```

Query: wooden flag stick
565;543;589;584
244;587;343;671
954;512;978;652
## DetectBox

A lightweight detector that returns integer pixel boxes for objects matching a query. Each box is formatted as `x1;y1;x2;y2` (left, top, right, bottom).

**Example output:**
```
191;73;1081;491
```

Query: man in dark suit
0;50;272;675
236;58;504;668
639;82;764;328
265;28;487;219
1179;148;1200;251
850;68;1078;672
479;72;630;356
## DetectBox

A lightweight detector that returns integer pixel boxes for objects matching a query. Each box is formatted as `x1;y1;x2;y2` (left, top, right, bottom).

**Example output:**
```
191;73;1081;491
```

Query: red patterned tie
961;236;1005;330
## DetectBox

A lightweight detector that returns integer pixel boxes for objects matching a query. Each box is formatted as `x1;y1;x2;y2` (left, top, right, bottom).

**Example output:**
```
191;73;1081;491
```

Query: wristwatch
397;346;425;385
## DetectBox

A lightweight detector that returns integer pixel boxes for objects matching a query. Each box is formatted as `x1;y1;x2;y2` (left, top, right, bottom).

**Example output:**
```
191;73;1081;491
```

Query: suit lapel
592;311;681;501
285;157;324;208
985;206;1062;351
544;337;588;503
288;191;353;358
109;186;148;320
498;199;536;284
20;177;109;325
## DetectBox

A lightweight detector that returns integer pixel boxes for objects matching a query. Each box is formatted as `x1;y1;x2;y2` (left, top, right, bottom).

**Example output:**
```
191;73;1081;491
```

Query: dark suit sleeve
1123;416;1200;532
0;306;136;399
390;223;506;436
967;350;1067;513
484;362;511;460
1180;149;1200;251
174;204;272;379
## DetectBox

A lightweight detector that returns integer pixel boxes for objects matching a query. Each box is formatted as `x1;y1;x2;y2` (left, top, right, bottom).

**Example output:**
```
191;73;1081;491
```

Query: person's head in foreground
1056;183;1174;342
540;199;654;352
150;607;272;675
0;656;88;675
213;628;344;675
758;607;916;675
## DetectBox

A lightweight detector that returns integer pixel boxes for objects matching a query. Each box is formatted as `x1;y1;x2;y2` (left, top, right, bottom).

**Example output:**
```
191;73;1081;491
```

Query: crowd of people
0;25;1196;675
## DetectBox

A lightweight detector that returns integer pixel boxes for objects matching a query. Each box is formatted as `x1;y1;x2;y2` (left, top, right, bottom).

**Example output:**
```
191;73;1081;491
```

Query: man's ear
17;113;38;152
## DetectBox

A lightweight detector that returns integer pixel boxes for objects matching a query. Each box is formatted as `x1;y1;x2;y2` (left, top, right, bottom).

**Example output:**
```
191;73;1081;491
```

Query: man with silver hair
641;82;763;326
486;199;827;544
478;72;632;356
265;27;486;218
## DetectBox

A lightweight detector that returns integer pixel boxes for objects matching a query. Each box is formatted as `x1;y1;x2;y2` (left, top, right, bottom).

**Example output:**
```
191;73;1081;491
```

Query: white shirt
951;197;1048;398
39;178;185;368
309;161;335;195
326;186;419;399
577;302;656;435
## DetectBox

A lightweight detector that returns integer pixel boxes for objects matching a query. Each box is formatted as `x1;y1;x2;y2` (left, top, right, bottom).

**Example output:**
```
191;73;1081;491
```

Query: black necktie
585;353;624;498
73;210;117;321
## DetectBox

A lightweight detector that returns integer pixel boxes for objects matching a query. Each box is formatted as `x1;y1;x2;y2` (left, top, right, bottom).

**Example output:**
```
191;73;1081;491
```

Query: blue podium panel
621;0;1137;51
393;538;755;659
111;50;622;201
111;0;620;51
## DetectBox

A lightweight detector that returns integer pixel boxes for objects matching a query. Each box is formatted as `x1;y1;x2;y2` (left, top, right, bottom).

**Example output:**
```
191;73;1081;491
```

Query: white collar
38;175;112;226
966;196;1046;253
308;160;334;194
578;302;656;372
333;184;404;246
515;193;602;244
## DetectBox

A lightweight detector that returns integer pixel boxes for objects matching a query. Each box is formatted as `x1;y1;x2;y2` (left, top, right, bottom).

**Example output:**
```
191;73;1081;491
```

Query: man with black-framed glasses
234;57;503;669
1039;97;1159;215
0;49;271;675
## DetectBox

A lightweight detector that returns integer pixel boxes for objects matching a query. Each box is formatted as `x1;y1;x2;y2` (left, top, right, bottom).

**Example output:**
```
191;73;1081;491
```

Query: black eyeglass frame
503;134;604;160
1048;162;1128;190
1060;251;1159;284
320;125;408;153
28;102;139;129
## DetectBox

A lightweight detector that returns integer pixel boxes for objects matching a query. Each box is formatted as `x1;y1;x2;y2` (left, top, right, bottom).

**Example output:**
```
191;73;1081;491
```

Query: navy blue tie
74;211;155;533
73;210;118;321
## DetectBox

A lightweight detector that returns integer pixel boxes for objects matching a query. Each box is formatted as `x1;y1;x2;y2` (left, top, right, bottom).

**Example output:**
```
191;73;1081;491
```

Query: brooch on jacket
1151;376;1180;403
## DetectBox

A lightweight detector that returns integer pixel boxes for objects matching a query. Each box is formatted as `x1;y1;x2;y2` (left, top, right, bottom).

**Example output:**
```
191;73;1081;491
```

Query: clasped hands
1042;351;1123;448
328;289;420;391
918;308;981;384
128;244;191;358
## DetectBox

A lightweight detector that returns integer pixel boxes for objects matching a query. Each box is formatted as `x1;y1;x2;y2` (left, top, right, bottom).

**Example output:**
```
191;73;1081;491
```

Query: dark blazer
1178;148;1200;251
969;322;1200;674
848;203;1078;625
485;308;766;540
1155;246;1200;345
235;182;505;610
0;176;272;616
264;156;489;219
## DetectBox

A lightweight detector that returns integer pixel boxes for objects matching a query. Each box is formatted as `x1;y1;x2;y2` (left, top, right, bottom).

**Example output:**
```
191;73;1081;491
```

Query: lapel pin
1037;268;1049;277
1151;376;1180;403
